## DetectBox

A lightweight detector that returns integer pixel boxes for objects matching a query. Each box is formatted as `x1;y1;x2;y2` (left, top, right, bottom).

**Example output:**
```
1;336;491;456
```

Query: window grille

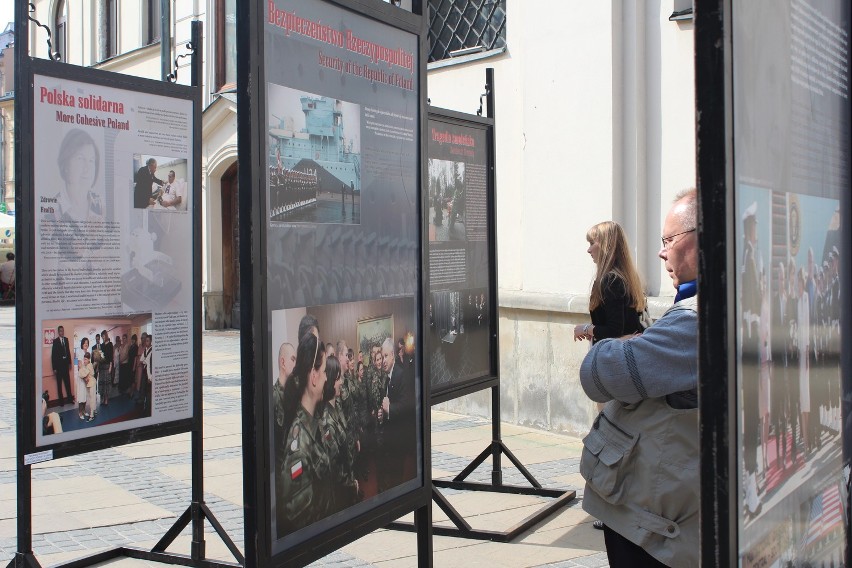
428;0;506;63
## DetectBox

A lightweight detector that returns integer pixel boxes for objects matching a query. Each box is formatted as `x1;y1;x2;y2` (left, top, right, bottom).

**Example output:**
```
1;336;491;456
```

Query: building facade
25;0;697;435
425;0;697;434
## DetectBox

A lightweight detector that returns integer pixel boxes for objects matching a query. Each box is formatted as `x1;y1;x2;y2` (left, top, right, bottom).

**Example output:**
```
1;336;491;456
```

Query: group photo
39;314;154;444
269;297;418;541
737;184;843;561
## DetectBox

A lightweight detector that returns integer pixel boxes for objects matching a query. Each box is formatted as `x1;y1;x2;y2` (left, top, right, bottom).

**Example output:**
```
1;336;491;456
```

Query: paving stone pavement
0;306;607;567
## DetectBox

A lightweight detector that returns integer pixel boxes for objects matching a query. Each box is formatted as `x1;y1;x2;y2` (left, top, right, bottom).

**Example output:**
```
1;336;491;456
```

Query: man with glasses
579;188;700;567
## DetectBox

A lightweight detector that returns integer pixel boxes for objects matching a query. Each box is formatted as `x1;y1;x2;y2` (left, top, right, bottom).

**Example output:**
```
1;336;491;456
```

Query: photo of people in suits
40;314;154;443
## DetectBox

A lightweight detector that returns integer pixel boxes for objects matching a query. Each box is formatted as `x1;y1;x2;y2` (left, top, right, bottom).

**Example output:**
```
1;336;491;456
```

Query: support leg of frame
7;553;42;568
414;503;433;568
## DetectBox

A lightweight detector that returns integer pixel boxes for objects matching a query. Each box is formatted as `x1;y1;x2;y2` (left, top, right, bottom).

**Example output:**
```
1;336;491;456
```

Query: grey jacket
579;296;698;567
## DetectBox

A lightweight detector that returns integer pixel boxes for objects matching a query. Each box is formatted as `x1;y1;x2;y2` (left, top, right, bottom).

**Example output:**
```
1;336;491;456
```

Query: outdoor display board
20;60;200;459
237;0;429;565
426;111;497;401
733;1;849;565
697;0;850;564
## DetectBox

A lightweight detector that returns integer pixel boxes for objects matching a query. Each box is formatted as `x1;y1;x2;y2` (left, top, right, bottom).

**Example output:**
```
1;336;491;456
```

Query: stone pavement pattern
0;306;606;567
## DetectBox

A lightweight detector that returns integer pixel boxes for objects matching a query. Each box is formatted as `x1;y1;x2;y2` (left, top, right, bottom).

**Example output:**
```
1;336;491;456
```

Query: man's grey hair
146;157;157;166
673;187;697;230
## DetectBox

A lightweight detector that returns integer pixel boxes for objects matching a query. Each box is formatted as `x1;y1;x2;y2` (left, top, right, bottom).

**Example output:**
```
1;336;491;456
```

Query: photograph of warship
268;85;361;224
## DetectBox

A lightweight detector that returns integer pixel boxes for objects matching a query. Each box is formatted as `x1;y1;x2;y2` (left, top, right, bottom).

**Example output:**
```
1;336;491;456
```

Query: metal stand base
7;502;244;568
389;440;576;542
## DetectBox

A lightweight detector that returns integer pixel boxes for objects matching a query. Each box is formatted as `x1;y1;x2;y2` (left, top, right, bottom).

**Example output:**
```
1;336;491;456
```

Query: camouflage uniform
367;367;388;420
272;382;287;456
368;368;389;459
276;405;331;536
339;371;356;428
343;373;370;479
321;402;359;510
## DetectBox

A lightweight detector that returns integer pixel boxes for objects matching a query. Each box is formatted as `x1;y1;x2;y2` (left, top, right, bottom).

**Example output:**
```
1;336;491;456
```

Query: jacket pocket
580;412;638;504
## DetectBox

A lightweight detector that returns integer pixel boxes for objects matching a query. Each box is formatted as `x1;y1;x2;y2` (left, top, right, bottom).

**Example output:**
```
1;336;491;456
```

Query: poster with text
733;0;849;565
427;117;493;396
263;0;421;551
33;73;195;448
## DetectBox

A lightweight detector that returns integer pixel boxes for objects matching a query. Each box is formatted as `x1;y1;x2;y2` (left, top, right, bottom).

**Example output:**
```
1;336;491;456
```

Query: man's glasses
661;228;696;250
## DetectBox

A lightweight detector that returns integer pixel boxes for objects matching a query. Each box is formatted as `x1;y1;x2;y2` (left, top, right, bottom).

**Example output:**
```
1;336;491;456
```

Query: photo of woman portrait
55;129;104;224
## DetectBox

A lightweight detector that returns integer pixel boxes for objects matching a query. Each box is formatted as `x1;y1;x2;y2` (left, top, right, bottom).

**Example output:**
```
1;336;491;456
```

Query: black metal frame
427;101;499;406
236;1;433;566
694;1;736;565
388;69;575;543
12;15;239;568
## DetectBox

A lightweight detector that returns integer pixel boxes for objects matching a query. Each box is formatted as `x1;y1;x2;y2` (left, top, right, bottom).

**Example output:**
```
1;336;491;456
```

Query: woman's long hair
281;332;324;432
586;221;646;312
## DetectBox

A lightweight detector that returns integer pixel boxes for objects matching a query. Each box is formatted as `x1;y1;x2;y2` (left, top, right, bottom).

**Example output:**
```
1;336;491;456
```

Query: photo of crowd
428;158;466;242
269;298;417;540
40;314;154;442
428;288;490;389
737;185;843;564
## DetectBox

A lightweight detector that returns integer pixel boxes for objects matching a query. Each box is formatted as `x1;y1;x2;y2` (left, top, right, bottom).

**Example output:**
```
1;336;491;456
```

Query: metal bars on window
428;0;506;62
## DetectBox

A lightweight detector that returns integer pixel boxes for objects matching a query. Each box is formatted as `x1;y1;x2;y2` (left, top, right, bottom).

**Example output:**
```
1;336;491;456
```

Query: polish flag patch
291;461;303;479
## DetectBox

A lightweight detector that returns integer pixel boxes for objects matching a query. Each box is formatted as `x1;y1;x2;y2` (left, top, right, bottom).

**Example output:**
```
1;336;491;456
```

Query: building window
428;0;506;63
146;0;162;45
54;0;67;61
215;0;237;92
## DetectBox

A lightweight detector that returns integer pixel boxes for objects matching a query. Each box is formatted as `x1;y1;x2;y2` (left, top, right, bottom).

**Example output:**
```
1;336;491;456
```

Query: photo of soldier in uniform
428;158;466;242
267;83;361;225
269;297;418;541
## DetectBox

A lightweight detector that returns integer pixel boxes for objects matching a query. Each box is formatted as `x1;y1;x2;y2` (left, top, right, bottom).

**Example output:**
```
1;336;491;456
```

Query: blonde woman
574;221;646;344
573;221;646;531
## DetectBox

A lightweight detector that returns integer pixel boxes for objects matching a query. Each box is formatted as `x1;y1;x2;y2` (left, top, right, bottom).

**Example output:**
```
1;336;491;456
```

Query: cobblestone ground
0;307;606;567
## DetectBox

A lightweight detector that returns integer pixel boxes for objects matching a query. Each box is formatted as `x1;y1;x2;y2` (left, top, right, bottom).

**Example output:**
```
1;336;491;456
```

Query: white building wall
427;0;696;435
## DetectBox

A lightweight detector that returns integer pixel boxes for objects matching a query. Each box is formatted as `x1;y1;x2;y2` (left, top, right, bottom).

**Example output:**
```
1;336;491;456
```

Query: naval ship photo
267;84;362;225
